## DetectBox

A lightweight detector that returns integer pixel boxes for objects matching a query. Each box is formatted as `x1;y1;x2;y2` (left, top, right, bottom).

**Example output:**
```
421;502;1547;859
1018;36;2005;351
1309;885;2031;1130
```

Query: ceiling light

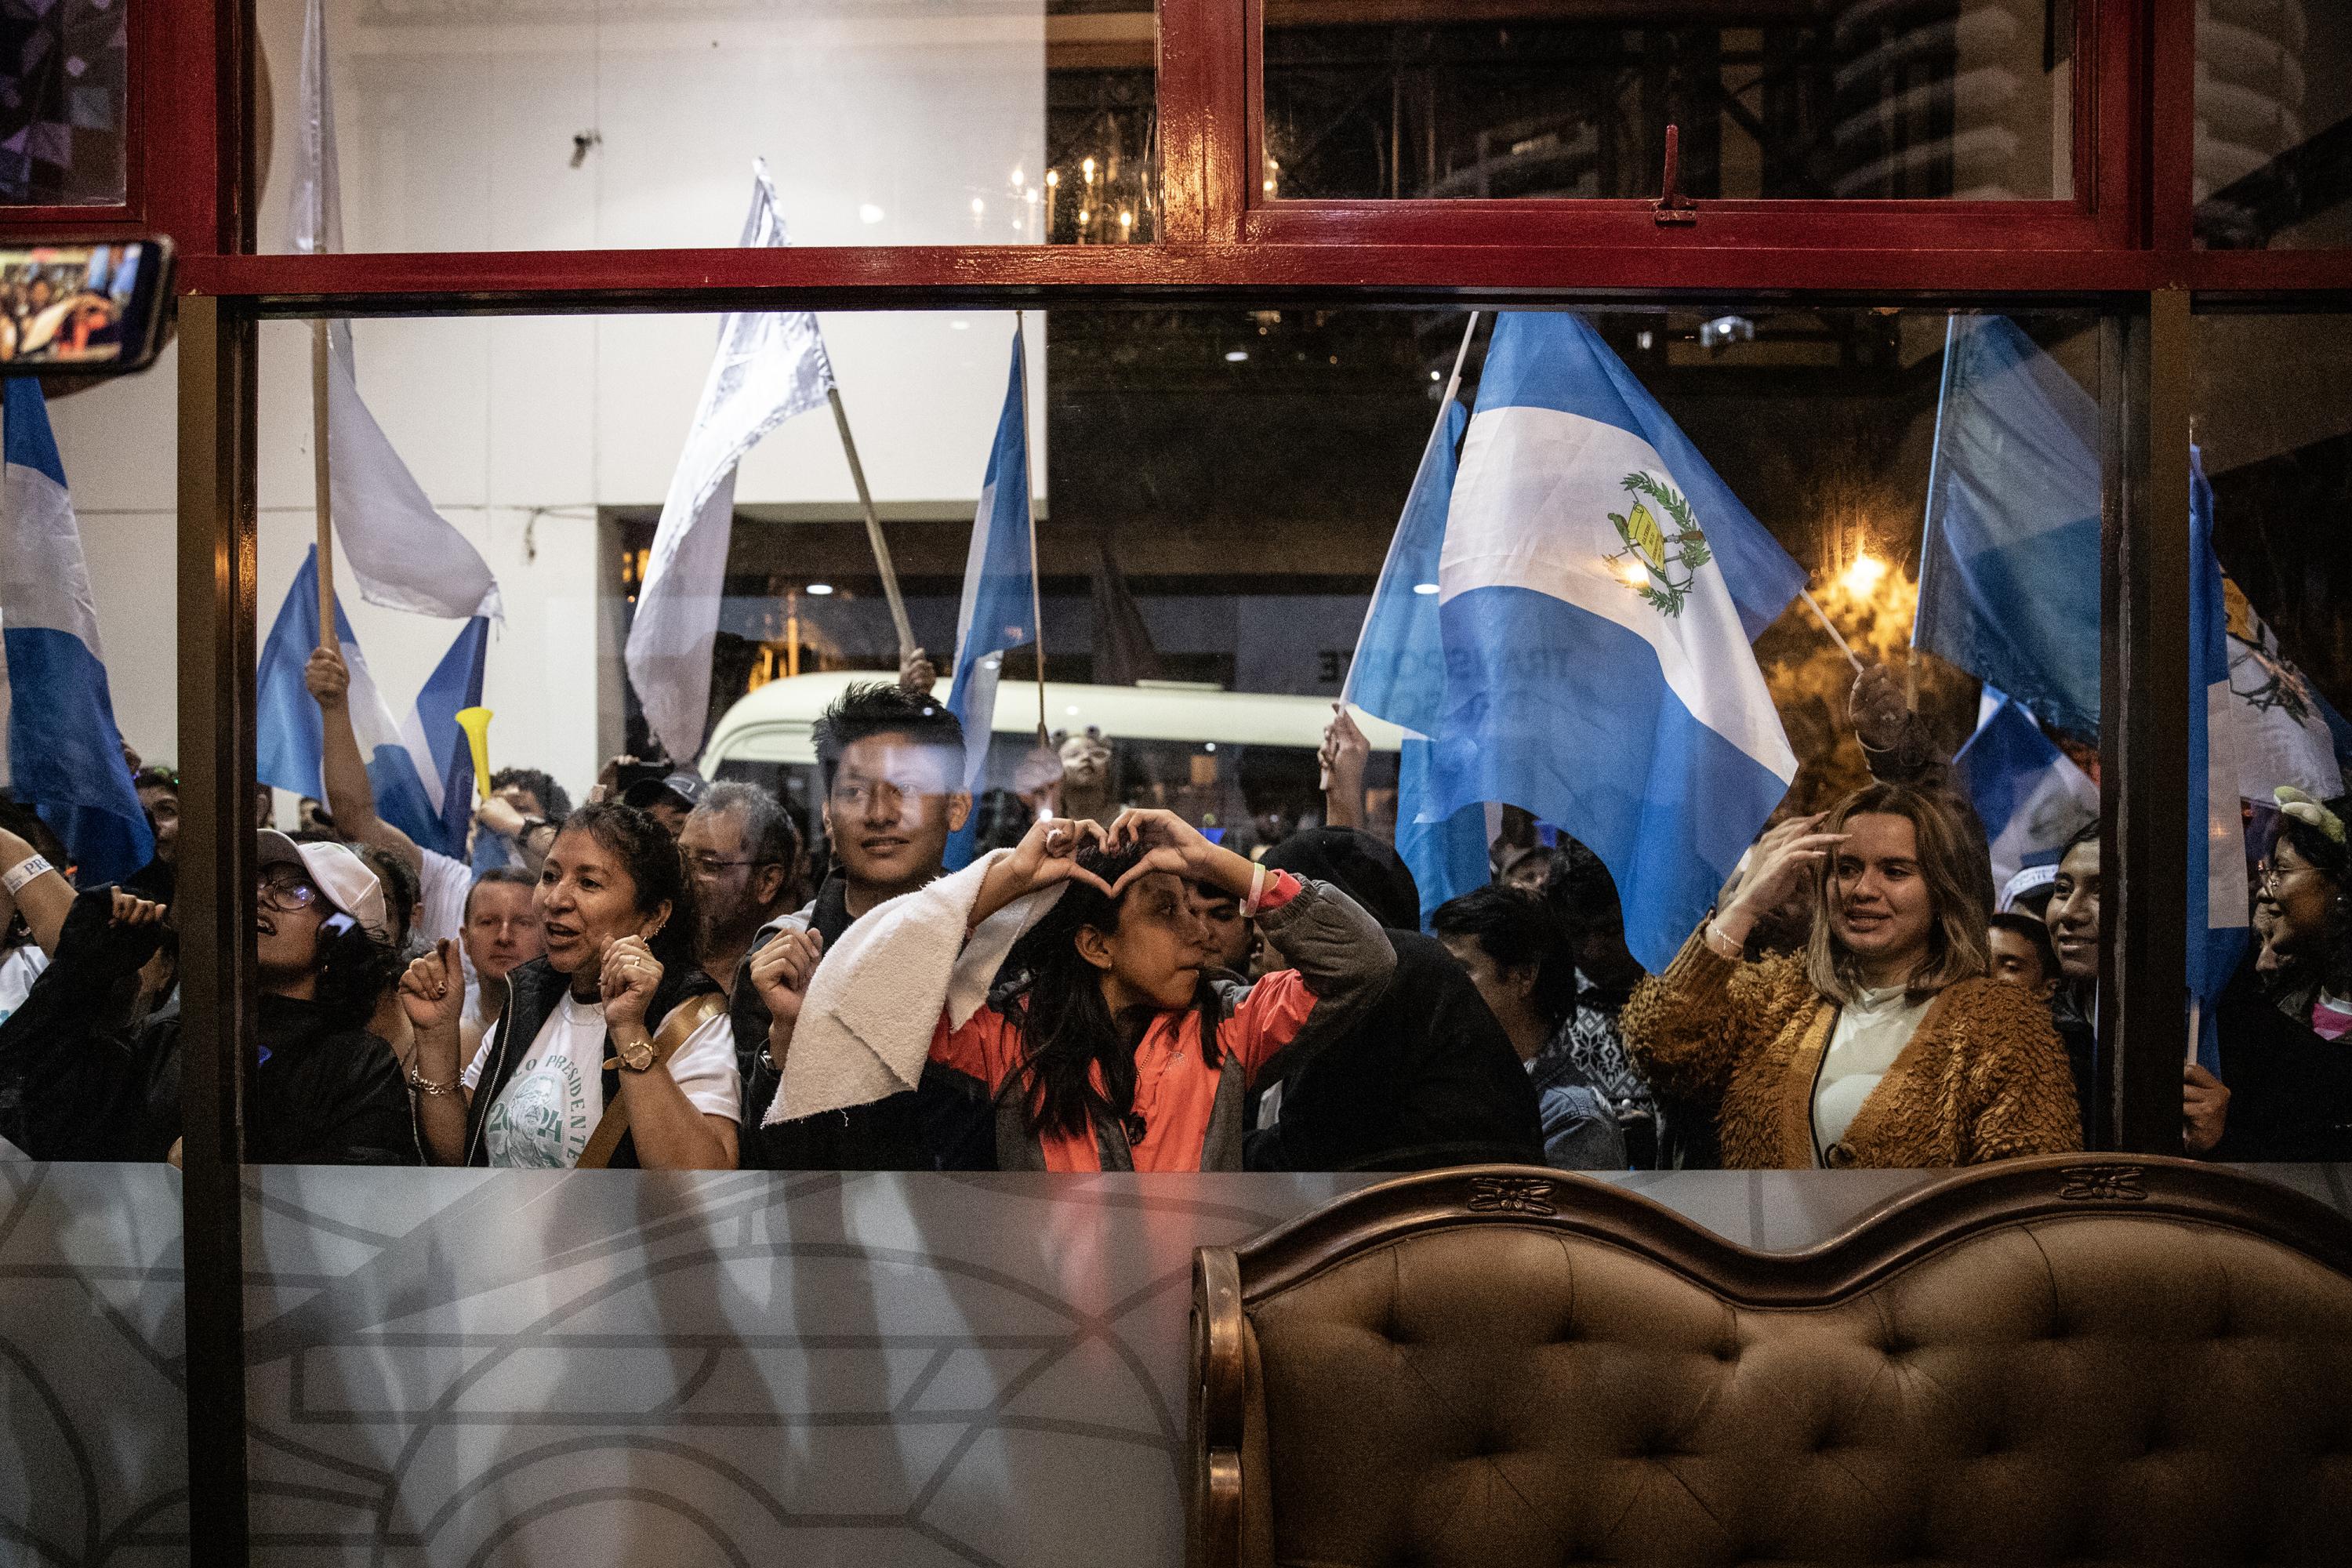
806;583;835;597
1412;582;1439;596
1225;349;1249;362
858;204;885;224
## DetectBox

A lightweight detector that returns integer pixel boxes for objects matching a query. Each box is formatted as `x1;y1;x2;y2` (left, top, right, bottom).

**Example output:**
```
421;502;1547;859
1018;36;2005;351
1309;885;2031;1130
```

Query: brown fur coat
1621;932;2082;1169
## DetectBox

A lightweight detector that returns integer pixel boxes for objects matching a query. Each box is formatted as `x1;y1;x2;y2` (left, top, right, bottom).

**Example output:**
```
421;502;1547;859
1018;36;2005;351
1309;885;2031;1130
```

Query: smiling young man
732;683;991;1170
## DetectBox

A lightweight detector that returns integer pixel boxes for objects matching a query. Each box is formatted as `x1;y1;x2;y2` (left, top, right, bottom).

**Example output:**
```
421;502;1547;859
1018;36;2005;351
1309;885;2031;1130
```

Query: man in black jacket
1243;828;1544;1171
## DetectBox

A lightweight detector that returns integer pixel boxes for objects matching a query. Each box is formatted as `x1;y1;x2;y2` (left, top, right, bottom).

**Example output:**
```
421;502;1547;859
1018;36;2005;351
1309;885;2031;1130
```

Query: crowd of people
0;641;2343;1175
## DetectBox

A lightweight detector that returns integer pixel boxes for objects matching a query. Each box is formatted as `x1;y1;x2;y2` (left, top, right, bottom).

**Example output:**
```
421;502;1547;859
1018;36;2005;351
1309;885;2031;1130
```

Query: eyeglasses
257;869;321;913
686;853;772;877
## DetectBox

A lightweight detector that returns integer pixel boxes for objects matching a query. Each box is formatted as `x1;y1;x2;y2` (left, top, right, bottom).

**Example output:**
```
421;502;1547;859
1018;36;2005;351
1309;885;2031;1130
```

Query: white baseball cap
257;829;391;942
1998;862;2061;914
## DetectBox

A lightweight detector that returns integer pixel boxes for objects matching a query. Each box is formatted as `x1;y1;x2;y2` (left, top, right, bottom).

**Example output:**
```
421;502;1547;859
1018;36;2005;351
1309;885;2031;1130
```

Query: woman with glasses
2212;789;2352;1161
0;829;419;1164
398;801;740;1170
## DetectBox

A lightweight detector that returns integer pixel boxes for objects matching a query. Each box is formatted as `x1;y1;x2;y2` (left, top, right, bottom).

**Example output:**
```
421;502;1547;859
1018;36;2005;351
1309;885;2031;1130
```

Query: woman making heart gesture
760;811;1394;1171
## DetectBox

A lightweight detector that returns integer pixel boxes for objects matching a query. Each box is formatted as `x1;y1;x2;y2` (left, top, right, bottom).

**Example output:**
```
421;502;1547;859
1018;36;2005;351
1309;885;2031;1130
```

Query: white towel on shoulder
765;850;1065;1127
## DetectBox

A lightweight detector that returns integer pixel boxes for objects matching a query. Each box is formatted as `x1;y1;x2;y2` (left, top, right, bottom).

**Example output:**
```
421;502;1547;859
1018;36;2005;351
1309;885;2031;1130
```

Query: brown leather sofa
1189;1156;2352;1568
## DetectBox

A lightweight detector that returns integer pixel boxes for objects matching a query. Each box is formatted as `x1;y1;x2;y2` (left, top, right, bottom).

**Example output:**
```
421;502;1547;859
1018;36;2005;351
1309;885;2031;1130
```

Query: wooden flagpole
1016;310;1048;746
311;319;335;638
826;386;916;663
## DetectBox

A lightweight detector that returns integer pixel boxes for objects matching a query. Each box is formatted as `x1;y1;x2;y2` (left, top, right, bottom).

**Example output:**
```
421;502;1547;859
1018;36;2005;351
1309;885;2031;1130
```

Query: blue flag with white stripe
1421;311;1804;972
1953;685;2098;895
1345;394;1485;926
2190;448;2250;1065
1914;315;2102;739
0;380;153;884
257;547;488;859
943;328;1036;869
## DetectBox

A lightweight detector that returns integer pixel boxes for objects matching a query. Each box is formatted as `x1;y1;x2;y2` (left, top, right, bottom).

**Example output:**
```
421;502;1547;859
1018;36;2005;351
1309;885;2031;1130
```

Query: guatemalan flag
1421;312;1806;973
1914;314;2101;739
257;547;489;860
942;327;1038;870
1953;686;2098;895
0;381;152;884
1345;394;1486;926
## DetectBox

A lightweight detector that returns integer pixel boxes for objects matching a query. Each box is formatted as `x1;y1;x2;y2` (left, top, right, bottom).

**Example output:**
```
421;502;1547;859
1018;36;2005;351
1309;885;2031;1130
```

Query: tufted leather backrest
1189;1159;2352;1568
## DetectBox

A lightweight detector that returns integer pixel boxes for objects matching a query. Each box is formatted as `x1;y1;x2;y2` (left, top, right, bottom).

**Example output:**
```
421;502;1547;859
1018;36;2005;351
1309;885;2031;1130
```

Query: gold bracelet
406;1062;459;1098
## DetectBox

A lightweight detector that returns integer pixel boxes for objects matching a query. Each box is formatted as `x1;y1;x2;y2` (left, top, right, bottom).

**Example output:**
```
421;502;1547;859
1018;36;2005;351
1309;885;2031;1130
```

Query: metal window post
176;290;259;1566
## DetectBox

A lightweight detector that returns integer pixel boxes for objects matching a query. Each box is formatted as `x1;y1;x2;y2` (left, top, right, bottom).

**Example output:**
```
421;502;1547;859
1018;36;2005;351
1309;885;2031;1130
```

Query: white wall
59;0;1048;803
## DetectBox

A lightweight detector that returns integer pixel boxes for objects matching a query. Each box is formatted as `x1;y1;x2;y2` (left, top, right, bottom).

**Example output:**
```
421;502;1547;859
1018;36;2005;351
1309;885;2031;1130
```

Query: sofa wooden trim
1185;1155;2352;1568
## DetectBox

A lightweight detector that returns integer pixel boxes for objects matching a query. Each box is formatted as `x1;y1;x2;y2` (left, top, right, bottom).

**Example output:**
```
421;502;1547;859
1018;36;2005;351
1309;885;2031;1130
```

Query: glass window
256;0;1155;252
2191;310;2352;1161
1261;0;2076;201
2195;1;2350;248
0;0;129;205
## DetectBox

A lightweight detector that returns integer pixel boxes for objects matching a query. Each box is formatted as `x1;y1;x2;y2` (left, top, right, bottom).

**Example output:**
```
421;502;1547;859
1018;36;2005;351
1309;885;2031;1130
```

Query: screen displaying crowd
0;636;2339;1174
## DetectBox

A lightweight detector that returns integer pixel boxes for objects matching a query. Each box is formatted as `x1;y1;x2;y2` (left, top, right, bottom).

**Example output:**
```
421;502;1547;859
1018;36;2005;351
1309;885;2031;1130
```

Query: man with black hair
1244;829;1542;1171
1432;885;1624;1171
1987;910;2060;998
474;766;573;872
735;681;986;1169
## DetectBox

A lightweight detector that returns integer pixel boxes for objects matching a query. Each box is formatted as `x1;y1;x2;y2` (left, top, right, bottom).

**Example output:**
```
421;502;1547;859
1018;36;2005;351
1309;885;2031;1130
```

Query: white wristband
1240;860;1270;918
2;855;54;897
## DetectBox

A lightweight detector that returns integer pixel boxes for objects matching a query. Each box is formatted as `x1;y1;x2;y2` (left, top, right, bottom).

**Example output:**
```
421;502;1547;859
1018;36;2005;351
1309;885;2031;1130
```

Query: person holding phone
400;801;740;1170
0;831;418;1165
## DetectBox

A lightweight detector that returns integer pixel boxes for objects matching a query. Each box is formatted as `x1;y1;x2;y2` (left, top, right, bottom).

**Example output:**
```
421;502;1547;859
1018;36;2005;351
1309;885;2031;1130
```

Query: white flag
287;0;501;624
626;159;837;760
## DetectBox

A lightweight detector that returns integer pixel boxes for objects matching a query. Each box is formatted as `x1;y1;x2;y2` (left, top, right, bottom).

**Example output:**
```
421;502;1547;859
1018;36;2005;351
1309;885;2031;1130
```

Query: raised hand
1007;816;1116;898
397;938;467;1036
750;927;825;1031
1319;703;1369;787
1725;815;1842;927
599;935;663;1033
898;646;939;697
1105;809;1253;901
303;644;350;710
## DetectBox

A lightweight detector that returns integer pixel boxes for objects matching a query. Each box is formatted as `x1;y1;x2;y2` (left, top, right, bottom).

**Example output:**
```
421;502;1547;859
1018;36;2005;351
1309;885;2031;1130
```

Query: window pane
2193;310;2352;1160
1262;0;2075;201
0;0;128;205
260;0;1155;251
2195;1;2350;248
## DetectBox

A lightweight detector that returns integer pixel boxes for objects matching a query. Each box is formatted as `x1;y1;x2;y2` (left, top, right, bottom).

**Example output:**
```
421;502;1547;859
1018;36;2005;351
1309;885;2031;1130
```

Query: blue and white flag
1421;312;1804;972
2221;575;2349;804
257;547;488;859
2190;448;2250;1058
0;381;152;884
1345;394;1484;925
1953;686;2098;895
627;159;837;762
1914;315;2102;739
288;0;501;626
943;328;1038;870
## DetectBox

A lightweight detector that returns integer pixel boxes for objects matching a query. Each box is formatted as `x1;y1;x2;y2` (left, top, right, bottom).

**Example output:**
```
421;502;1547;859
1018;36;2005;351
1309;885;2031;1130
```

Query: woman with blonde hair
1621;782;2080;1168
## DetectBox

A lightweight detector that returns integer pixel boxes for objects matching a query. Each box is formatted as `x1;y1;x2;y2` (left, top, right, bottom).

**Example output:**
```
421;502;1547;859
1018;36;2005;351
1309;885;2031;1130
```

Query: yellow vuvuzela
454;707;493;801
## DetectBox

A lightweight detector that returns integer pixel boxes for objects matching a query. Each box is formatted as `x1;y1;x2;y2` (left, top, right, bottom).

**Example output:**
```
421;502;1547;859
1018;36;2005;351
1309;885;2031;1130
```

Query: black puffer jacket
0;888;418;1164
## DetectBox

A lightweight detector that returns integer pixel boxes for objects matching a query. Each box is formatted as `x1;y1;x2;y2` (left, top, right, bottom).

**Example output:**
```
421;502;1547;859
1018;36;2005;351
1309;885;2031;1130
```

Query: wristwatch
612;1031;657;1073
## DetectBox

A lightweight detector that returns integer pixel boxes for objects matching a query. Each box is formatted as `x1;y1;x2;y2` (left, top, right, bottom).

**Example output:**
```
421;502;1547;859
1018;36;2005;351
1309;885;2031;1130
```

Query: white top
1813;984;1934;1163
462;990;741;1169
0;943;47;1025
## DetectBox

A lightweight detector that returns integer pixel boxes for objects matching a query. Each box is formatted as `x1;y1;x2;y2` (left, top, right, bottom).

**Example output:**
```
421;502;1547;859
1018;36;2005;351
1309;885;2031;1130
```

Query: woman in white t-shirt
400;802;740;1170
